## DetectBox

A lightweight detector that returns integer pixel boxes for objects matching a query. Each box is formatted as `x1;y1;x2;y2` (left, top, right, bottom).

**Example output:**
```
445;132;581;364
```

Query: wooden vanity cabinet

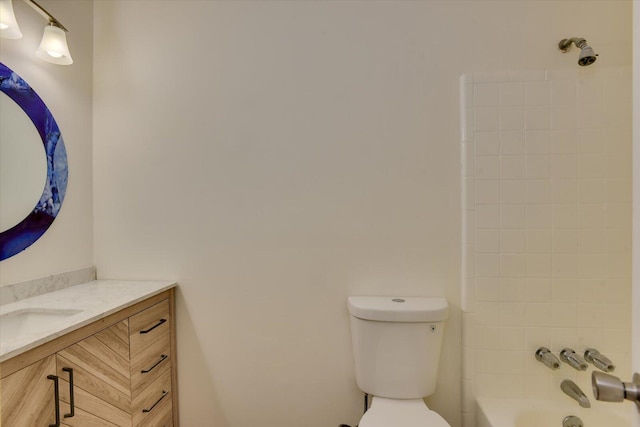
0;289;178;427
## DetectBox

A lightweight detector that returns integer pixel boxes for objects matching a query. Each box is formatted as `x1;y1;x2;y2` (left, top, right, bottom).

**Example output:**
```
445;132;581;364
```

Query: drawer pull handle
47;375;60;427
140;318;167;334
62;367;75;418
141;354;168;374
142;390;169;413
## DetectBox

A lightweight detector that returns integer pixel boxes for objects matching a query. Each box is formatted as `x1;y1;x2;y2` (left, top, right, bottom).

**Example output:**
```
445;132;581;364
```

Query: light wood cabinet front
0;355;57;427
0;289;178;427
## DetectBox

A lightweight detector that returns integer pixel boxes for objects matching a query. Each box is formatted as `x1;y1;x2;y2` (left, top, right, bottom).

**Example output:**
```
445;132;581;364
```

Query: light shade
36;24;72;65
0;0;22;39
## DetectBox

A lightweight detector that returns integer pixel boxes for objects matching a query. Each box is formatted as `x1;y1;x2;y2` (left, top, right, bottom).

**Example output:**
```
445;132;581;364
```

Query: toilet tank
347;296;448;399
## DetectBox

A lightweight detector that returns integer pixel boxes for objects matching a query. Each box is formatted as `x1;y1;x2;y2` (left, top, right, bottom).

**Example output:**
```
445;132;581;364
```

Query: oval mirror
0;62;68;260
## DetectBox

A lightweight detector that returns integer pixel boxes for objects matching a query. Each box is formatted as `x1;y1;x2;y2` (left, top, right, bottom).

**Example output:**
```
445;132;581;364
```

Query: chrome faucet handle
561;379;591;408
584;348;615;372
535;347;560;370
592;372;640;408
560;348;588;371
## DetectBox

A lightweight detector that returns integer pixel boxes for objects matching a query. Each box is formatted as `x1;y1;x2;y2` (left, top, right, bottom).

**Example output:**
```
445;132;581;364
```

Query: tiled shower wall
461;67;631;427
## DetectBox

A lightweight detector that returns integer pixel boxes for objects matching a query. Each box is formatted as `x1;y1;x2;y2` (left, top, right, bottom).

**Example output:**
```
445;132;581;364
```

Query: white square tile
526;155;551;179
578;103;604;128
604;128;631;155
476;304;501;327
551;179;578;204
500;131;526;154
476;229;500;253
606;203;631;229
553;205;578;228
550;303;577;327
605;178;631;203
551;106;576;129
550;80;577;105
526;180;551;204
501;302;525;326
526;205;552;228
525;277;552;301
476;278;501;301
501;204;526;228
526;130;551;154
525;326;551;351
500;107;525;130
579;229;606;253
501;278;525;302
525;107;551;130
551;130;577;154
526;254;552;279
500;82;524;106
578;204;605;228
549;327;577;351
607;229;631;253
475;107;500;131
578;128;604;154
526;229;551;253
577;153;605;178
500;229;526;253
501;327;525;350
525;303;551;326
524;81;550;106
475;83;500;106
501;180;526;204
552;229;578;253
476;253;500;278
551;279;578;303
577;303;602;328
551;154;577;179
475;131;500;155
552;254;579;278
605;155;631;179
476;204;500;228
577;79;603;104
475;180;500;204
578;179;605;203
475;156;500;180
501;254;525;277
501;156;526;179
606;252;631;279
579;254;606;279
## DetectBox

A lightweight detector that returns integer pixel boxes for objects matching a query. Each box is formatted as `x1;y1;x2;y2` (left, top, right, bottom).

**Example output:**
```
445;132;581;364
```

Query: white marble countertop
0;280;176;363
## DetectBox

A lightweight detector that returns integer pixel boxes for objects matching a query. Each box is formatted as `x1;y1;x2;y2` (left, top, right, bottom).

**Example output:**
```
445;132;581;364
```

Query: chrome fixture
558;37;597;66
592;371;640;408
563;415;583;427
561;379;591;408
560;348;588;371
584;348;615;372
535;347;560;370
0;0;72;64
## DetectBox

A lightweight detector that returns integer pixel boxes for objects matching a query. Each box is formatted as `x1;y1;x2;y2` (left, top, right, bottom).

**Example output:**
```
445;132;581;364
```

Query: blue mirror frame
0;62;68;260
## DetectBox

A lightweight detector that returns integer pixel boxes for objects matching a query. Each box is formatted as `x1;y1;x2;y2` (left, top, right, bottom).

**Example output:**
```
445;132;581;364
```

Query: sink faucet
561;379;591;408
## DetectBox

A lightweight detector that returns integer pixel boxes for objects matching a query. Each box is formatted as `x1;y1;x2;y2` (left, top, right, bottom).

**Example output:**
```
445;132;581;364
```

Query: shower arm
559;38;588;52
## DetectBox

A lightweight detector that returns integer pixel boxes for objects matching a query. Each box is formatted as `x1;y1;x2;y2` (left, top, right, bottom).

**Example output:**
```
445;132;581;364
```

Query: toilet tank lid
347;296;449;322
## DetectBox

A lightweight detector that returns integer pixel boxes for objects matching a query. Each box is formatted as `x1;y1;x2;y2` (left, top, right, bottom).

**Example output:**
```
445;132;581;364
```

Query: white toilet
347;296;451;427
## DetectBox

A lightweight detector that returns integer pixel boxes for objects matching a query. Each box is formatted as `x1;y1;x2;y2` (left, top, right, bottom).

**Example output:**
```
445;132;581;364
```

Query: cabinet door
56;321;131;427
1;355;57;427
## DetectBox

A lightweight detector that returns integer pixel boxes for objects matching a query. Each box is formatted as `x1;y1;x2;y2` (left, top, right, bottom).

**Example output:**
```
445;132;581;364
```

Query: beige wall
0;0;93;285
91;1;632;427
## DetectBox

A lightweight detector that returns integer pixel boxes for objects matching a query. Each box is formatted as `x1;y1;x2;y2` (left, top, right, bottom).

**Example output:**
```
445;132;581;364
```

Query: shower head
559;37;598;66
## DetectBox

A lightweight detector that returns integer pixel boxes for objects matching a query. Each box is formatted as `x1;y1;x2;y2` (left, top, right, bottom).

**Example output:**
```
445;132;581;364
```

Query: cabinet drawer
130;300;170;357
132;369;173;427
131;330;171;398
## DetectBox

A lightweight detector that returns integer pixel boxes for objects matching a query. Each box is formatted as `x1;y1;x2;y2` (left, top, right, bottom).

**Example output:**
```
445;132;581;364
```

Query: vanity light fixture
0;0;72;65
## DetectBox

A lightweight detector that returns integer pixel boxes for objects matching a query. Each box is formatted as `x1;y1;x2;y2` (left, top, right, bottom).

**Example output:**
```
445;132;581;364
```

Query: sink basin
0;308;83;343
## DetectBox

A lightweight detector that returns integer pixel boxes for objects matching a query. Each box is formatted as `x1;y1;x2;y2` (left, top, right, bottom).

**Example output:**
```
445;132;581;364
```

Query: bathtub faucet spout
561;379;591;408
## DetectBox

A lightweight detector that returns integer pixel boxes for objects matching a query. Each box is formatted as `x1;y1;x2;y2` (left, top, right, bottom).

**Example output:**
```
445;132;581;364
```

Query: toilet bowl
358;397;450;427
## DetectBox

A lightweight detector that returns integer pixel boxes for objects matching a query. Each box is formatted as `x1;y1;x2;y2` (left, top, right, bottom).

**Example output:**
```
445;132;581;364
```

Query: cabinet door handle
142;390;169;413
62;367;75;418
141;354;168;374
47;375;60;427
140;318;167;334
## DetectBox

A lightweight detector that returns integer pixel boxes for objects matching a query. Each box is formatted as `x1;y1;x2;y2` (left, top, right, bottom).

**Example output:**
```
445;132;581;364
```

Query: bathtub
476;397;633;427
